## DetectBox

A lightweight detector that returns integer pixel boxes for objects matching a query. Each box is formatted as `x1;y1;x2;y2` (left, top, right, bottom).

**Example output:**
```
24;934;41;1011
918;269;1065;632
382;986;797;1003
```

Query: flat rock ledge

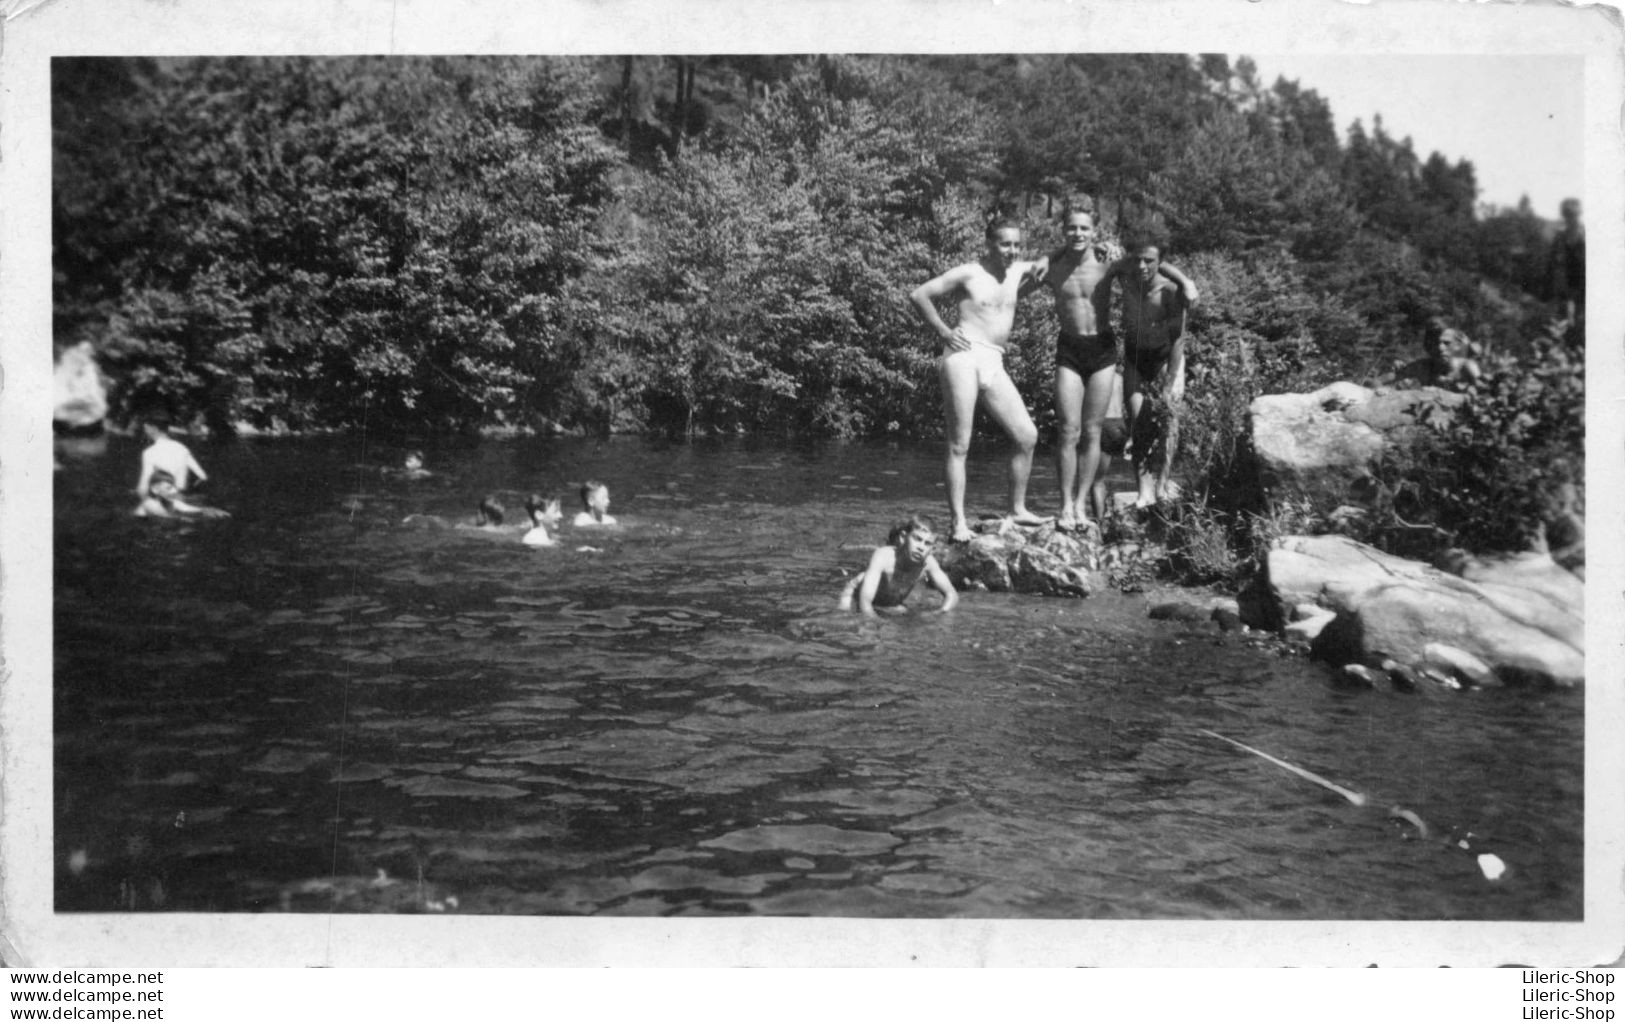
1239;534;1583;689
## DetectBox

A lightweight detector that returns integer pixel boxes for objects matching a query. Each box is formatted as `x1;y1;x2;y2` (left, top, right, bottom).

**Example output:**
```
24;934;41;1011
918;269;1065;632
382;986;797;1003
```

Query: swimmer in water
398;450;433;479
401;495;515;531
571;480;618;527
838;514;958;617
134;419;208;496
472;495;506;529
134;471;230;519
522;494;564;547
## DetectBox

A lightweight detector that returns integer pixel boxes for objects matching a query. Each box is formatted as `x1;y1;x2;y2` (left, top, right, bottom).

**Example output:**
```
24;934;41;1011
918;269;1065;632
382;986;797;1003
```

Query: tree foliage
54;53;1570;443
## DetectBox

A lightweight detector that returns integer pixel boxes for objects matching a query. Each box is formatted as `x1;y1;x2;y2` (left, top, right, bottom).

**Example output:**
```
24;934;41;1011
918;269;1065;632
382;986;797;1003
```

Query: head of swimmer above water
476;495;505;526
526;494;562;528
146;471;180;506
887;513;940;565
579;481;610;517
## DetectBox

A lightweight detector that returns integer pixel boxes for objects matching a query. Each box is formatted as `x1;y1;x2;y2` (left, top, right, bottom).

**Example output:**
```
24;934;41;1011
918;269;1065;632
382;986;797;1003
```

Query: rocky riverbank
936;377;1585;691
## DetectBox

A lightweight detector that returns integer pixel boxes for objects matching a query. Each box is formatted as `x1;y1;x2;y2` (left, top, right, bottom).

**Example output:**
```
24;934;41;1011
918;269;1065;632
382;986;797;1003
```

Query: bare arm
1165;333;1187;403
1018;255;1051;298
135;451;154;495
923;556;958;612
1092;262;1120;342
909;266;974;351
853;547;893;617
1157;261;1200;306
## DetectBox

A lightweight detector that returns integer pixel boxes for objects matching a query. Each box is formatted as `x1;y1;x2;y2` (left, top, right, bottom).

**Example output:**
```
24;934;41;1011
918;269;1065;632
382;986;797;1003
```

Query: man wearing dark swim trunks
1038;208;1196;530
1095;228;1190;507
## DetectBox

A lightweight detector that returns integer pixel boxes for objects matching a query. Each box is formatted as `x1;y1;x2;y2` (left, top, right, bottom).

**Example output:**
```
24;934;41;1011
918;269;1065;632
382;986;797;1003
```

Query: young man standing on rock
1095;228;1190;508
1037;206;1198;532
909;218;1048;543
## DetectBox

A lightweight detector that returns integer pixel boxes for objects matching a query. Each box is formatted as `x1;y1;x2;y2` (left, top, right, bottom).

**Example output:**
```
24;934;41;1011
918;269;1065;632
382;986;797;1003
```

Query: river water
52;435;1582;920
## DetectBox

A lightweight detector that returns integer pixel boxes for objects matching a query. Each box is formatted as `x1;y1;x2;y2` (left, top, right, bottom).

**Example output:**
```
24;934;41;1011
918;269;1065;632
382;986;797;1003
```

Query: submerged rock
1242;535;1583;688
1148;602;1209;623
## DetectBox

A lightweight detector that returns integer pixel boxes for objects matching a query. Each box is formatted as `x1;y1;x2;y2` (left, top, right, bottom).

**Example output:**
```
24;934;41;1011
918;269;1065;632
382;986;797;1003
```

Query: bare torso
872;551;928;607
141;437;203;491
1122;277;1185;356
1044;249;1108;336
953;259;1040;351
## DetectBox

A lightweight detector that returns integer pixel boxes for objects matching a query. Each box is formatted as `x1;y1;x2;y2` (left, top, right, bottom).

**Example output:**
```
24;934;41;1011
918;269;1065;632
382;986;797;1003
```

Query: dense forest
54;54;1565;441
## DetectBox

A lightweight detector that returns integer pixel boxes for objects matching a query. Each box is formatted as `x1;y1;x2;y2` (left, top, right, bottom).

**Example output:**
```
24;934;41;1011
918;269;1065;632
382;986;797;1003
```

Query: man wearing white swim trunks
909;218;1047;543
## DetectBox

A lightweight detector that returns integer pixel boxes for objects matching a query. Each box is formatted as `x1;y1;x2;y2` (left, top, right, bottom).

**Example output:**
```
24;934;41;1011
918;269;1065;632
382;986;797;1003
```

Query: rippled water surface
54;435;1582;919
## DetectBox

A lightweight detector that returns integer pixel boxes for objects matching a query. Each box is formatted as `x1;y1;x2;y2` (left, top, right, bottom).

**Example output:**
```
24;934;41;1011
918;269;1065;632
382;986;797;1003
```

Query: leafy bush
1349;319;1583;558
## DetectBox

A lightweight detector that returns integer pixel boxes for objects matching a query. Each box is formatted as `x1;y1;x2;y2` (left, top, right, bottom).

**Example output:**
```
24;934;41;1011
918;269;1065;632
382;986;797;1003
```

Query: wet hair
579;480;607;508
1059;197;1095;222
984;217;1022;240
888;513;940;546
476;495;505;526
525;493;559;520
1121;227;1168;256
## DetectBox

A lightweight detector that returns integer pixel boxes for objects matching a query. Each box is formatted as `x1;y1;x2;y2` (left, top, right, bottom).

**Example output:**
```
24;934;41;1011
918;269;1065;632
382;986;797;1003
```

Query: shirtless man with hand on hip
910;218;1047;543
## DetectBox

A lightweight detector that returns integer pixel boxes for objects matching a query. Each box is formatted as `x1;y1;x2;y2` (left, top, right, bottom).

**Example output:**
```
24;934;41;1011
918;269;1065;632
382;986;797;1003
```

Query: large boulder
1241;535;1583;688
936;519;1100;597
54;342;108;432
940;534;1012;592
1248;382;1464;503
1239;534;1438;630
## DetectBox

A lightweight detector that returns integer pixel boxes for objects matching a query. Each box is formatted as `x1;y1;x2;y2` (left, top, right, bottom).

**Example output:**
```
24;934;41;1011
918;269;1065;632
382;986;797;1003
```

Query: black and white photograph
4;0;1622;971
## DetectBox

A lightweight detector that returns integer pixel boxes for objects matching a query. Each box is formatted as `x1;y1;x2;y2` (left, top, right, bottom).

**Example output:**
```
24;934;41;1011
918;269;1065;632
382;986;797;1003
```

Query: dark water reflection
54;435;1581;919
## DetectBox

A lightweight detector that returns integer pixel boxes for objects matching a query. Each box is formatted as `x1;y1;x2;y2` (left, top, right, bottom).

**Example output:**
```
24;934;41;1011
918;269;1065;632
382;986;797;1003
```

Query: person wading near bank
909;218;1049;543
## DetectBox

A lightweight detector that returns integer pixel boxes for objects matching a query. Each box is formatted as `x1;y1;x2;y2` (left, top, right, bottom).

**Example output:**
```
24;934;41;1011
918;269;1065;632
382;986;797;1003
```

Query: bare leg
979;366;1041;523
1053;366;1084;529
1089;453;1112;522
1155;406;1179;502
1122;358;1156;507
1073;363;1117;530
939;353;980;542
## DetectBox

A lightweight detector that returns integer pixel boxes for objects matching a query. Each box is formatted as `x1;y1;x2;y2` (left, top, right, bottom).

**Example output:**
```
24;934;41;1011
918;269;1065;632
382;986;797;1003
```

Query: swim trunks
937;344;1012;393
1055;331;1116;379
1129;344;1171;383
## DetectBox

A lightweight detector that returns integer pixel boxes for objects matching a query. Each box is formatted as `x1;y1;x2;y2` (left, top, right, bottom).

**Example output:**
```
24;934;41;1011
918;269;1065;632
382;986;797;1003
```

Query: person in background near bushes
1095;228;1190;508
1379;318;1481;390
1035;204;1197;534
1549;197;1584;325
909;218;1049;543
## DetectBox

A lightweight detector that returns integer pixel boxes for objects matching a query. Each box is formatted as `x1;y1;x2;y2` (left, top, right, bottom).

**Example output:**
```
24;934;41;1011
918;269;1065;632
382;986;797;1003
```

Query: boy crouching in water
838;514;958;616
